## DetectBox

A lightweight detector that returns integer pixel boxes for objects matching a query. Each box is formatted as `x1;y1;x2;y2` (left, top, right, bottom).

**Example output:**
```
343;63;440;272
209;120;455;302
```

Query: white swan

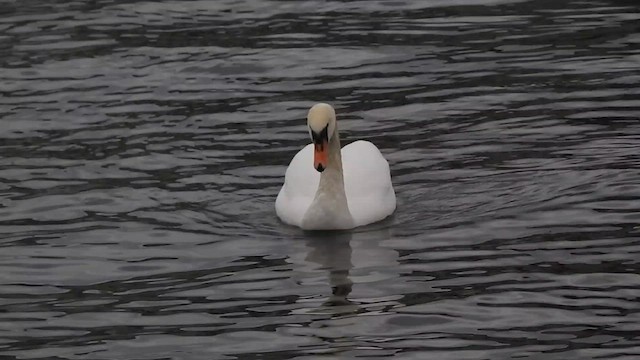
276;103;396;230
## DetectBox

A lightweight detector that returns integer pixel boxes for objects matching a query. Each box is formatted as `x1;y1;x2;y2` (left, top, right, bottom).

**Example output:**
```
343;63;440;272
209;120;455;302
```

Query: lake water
1;0;640;359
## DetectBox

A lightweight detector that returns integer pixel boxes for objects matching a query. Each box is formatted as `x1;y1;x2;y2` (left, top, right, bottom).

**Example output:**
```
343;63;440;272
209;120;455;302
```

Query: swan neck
320;128;344;184
301;125;354;230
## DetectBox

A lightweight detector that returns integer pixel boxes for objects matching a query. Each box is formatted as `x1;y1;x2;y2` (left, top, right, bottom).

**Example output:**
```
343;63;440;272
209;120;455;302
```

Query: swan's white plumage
342;140;396;227
276;139;396;229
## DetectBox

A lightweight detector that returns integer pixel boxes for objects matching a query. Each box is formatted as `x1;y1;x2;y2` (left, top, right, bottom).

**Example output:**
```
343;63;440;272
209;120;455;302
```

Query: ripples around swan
1;0;640;359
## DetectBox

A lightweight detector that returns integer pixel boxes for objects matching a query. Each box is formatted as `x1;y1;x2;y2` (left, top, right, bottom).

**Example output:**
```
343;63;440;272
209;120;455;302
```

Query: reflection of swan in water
302;224;401;314
305;231;354;307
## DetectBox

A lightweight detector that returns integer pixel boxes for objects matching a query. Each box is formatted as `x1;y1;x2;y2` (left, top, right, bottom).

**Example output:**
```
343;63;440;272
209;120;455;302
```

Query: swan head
307;103;336;173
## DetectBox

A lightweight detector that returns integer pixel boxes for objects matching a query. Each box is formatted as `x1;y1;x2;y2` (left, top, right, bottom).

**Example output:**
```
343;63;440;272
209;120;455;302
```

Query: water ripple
1;0;640;359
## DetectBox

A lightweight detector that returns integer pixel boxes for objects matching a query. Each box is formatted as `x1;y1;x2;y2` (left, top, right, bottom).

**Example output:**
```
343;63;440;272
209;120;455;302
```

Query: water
1;0;640;359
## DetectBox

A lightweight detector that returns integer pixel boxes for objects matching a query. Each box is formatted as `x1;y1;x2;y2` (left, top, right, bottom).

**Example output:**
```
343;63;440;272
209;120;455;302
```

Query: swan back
276;140;395;229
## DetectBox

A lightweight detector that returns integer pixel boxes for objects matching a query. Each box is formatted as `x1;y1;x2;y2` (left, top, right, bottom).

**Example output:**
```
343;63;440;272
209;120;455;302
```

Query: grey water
1;0;640;359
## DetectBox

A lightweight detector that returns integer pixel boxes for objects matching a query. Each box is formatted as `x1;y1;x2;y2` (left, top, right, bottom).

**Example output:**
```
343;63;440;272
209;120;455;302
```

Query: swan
276;103;396;230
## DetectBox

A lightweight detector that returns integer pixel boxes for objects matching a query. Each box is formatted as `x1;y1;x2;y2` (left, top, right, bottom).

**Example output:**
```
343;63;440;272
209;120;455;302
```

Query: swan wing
342;140;396;227
275;144;320;226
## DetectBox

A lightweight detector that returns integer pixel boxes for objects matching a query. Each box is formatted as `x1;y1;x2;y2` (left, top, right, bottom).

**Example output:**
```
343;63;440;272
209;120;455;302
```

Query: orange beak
313;139;328;172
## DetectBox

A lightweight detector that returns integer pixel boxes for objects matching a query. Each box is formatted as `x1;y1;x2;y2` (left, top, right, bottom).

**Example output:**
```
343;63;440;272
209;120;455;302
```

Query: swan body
276;103;396;230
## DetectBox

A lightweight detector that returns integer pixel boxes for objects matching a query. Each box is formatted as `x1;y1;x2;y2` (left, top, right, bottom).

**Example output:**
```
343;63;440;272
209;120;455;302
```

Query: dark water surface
1;0;640;359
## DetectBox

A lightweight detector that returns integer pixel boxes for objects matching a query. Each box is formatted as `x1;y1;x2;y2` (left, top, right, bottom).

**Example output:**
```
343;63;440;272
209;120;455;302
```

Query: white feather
276;140;396;229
